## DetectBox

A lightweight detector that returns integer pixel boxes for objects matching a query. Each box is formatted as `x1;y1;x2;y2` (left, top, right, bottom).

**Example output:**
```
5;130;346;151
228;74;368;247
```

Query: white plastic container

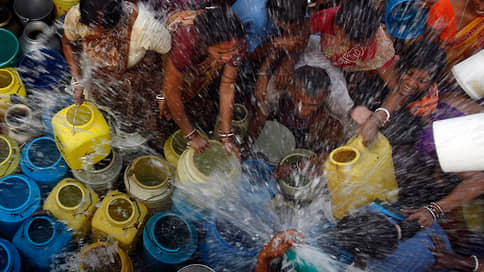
451;49;484;100
433;113;484;172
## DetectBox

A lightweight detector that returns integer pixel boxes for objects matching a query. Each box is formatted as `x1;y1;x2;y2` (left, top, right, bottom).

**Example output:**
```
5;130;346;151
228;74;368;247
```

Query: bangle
155;94;166;101
424;206;437;222
375;107;390;126
184;129;197;141
430;202;445;217
72;81;82;88
471;255;479;272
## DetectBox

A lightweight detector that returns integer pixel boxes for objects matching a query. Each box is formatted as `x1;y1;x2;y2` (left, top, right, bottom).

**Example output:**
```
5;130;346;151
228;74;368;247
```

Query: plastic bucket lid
0;176;30;211
133;156;169;189
26;216;55;246
66;104;93;127
0;29;19;68
57;183;84;209
107;198;134;224
81;244;122;272
153;215;191;252
13;0;54;22
27;137;62;169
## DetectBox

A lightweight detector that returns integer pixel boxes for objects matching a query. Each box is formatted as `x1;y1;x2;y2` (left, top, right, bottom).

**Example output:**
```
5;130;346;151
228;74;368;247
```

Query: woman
62;0;172;151
159;7;246;156
351;41;461;208
310;0;398;88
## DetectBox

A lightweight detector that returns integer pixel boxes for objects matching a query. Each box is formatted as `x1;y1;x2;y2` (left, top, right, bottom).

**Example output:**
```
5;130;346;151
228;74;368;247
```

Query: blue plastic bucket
0;238;21;272
385;0;428;39
12;215;72;271
41;95;73;137
143;212;198;269
17;48;67;90
20;136;69;190
200;216;263;272
0;175;41;239
0;29;19;68
362;203;453;272
239;159;277;204
172;188;211;224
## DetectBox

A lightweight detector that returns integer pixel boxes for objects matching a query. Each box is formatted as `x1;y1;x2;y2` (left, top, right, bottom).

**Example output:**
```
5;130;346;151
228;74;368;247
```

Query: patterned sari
443;16;484;73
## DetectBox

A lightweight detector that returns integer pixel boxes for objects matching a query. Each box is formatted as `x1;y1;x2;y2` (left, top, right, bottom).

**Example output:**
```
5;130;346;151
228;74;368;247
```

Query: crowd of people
61;0;484;271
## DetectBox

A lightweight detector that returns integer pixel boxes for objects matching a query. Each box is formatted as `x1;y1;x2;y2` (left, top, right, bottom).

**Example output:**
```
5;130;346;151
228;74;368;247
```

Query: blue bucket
20;136;69;191
17;48;67;91
200;216;263;272
172;188;211;224
240;159;277;204
12;215;72;271
0;238;21;272
41;95;73;137
0;175;40;239
143;212;198;269
0;29;19;68
362;203;453;272
385;0;428;39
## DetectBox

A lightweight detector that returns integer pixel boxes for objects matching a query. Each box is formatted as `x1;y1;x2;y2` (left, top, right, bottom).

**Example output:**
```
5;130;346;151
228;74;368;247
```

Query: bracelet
219;132;234;138
430;202;445;217
375;107;390;126
72;81;82;88
424;206;437;222
471;255;479;272
395;224;402;240
155;94;166;101
184;129;197;141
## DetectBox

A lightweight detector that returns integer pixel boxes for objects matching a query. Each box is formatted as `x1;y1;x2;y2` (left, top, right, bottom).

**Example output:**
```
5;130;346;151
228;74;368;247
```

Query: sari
443;16;484;73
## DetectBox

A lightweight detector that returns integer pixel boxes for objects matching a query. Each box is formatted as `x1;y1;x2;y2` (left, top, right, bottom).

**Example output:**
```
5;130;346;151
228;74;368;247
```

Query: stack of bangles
424;202;445;222
219;132;234;143
373;107;391;127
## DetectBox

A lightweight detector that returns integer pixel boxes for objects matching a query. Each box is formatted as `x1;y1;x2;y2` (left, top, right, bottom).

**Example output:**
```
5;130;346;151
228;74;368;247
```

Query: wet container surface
81;245;122;272
29;139;60;168
0;245;7;271
0;177;29;209
154;215;191;251
28;217;54;244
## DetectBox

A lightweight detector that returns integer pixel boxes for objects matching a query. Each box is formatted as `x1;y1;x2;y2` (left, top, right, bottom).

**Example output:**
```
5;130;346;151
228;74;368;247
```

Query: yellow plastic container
52;102;111;170
164;129;208;166
0;134;20;178
43;178;99;238
53;0;79;18
324;133;398;220
91;191;148;251
79;241;133;272
0;68;26;119
463;197;484;233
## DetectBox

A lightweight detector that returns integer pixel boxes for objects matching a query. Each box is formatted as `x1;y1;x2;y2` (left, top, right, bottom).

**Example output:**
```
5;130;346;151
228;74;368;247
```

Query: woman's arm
62;35;84;105
163;57;209;153
219;64;240;158
405;171;484;227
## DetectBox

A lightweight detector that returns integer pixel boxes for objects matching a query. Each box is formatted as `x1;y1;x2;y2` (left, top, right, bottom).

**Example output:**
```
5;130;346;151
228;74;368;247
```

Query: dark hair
267;0;307;25
194;7;245;47
336;209;399;259
80;0;122;28
398;40;447;83
292;65;331;97
335;0;381;42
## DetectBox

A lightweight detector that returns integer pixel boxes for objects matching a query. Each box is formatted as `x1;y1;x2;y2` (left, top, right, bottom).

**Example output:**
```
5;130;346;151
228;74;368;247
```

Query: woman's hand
403;208;434;228
428;235;475;271
221;138;241;160
73;85;84;106
351;106;372;125
189;134;209;154
258;229;304;261
157;98;172;120
358;117;380;147
272;36;306;52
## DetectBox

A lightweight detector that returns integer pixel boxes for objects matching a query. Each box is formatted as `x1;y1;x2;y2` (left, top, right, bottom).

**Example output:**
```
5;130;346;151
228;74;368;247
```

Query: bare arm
219;64;240;158
163;57;209;153
438;171;484;213
62;35;84;105
440;91;484;115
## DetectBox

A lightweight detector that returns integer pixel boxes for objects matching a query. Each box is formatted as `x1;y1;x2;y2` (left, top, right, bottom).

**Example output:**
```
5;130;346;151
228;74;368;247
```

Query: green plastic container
0;29;19;68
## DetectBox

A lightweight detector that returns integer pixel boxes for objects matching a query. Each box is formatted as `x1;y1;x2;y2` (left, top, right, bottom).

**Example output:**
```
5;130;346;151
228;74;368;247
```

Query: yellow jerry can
52;102;111;170
91;191;148;251
0;68;26;119
324;133;398;220
43;178;99;238
79;241;134;272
